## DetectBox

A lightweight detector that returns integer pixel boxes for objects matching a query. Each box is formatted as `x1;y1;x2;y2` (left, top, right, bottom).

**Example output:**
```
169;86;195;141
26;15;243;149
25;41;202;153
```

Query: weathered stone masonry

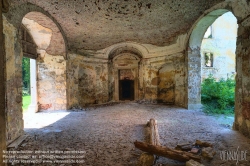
66;51;186;108
67;54;109;108
37;53;67;110
234;16;250;138
1;0;250;147
3;16;24;144
186;1;250;138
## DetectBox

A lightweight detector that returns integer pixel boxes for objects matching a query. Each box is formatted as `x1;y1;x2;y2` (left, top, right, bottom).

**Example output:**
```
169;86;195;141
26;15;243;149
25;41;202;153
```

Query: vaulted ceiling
9;0;224;51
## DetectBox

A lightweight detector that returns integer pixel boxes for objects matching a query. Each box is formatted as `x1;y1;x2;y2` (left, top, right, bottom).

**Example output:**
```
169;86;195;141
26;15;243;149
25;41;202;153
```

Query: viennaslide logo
219;146;247;165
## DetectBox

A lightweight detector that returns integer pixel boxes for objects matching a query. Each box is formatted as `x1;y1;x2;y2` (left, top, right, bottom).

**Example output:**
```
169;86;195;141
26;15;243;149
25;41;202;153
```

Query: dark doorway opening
119;79;134;100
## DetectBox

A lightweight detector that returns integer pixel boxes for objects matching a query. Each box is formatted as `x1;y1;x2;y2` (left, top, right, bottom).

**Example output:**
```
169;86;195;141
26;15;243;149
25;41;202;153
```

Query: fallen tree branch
195;140;213;147
137;119;160;166
134;141;201;162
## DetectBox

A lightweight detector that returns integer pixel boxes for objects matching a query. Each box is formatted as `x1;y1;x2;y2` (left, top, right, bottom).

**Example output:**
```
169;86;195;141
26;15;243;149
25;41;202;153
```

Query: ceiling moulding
82;34;187;59
68;53;108;64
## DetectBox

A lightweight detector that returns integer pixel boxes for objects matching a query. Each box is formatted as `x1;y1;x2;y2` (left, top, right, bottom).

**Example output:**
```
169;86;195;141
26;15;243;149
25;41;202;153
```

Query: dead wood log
149;118;160;146
175;143;192;151
134;141;201;162
195;140;213;147
137;119;160;166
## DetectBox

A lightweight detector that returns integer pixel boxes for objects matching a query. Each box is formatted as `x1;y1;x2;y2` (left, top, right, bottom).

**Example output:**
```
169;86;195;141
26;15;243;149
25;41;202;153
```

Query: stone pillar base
188;104;203;110
28;104;38;113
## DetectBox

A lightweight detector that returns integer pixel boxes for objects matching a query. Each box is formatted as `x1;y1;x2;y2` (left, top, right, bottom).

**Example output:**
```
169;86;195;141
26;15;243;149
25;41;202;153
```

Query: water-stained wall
119;69;135;80
158;64;175;104
67;51;186;108
3;16;24;144
67;53;109;108
141;53;185;106
3;0;250;146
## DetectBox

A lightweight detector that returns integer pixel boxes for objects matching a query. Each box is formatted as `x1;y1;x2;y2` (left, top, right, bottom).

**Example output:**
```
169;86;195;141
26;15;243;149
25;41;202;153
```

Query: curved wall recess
157;63;175;104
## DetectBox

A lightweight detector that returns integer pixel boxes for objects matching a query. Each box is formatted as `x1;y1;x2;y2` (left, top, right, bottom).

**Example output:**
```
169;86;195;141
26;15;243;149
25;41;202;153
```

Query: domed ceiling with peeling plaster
9;0;224;51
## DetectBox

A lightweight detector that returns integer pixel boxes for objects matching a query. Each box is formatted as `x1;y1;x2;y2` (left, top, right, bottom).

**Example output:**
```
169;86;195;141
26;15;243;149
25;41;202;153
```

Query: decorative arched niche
110;53;141;101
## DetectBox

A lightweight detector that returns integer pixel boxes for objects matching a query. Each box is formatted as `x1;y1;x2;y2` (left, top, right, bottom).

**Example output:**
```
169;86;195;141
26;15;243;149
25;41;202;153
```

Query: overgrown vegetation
22;57;30;96
22;57;31;112
201;75;235;115
22;95;31;112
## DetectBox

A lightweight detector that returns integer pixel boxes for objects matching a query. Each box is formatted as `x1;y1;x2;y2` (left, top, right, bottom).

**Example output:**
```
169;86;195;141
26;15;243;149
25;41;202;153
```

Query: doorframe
112;53;140;101
115;67;138;101
118;73;135;101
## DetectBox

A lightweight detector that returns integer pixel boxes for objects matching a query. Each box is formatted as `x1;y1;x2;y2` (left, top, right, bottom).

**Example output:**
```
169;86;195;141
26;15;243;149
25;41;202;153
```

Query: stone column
187;48;202;110
28;59;38;113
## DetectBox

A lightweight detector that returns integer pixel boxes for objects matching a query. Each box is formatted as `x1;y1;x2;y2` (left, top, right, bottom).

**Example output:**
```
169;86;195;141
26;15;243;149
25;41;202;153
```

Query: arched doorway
110;53;141;101
21;11;67;111
2;4;70;144
187;6;250;138
187;9;234;110
200;12;237;118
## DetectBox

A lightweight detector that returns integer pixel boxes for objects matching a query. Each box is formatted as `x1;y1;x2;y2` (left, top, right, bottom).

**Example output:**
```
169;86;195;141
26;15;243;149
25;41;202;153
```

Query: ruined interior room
0;0;250;166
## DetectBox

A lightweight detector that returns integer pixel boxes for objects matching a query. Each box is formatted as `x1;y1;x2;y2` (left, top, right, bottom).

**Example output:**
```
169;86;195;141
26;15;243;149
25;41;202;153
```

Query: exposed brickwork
37;53;67;111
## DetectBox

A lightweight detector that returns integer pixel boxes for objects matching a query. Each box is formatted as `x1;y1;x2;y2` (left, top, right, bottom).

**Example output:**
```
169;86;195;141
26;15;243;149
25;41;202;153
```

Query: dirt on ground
9;102;250;166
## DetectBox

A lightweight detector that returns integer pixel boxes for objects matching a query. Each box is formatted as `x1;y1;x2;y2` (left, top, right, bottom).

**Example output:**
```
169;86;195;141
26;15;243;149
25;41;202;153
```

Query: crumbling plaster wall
4;0;250;143
8;0;225;51
67;53;109;108
37;53;67;110
3;15;24;144
140;53;185;106
67;51;186;108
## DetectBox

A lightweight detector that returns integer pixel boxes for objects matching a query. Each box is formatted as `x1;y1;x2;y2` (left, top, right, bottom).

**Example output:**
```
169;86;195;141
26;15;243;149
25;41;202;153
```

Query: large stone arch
2;3;69;143
186;0;250;138
186;9;231;110
4;3;69;112
20;11;67;111
4;2;68;58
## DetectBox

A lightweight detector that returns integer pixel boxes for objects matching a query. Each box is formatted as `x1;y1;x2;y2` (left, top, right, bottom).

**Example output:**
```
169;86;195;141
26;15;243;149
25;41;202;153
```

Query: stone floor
11;102;250;165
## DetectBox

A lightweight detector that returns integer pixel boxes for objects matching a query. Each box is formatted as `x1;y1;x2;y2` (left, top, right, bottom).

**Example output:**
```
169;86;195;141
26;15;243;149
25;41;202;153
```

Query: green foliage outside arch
201;74;235;115
22;57;30;96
